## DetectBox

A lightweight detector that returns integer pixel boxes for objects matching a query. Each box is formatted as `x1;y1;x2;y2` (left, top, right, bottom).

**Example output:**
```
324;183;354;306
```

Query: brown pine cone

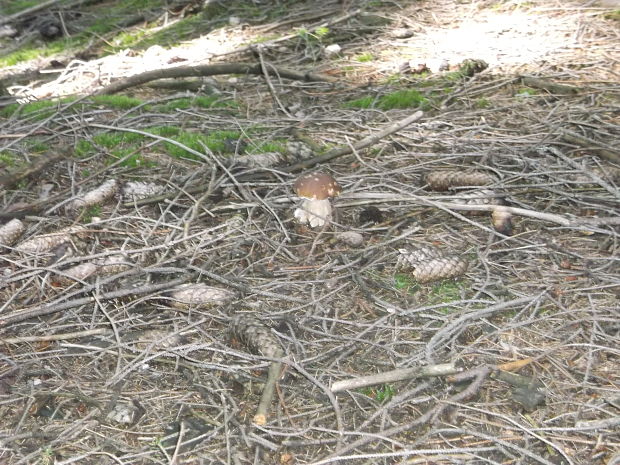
0;219;25;246
230;314;282;358
170;283;235;309
425;170;497;191
412;256;469;283
396;246;444;270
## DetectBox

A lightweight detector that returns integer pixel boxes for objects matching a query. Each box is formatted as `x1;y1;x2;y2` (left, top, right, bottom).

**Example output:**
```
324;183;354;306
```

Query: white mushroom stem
294;198;333;228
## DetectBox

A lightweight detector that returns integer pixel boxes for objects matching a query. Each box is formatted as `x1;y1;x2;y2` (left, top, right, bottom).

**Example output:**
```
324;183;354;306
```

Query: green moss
345;96;376;109
475;98;491;109
1;97;76;118
26;140;50;153
83;205;102;223
93;131;145;148
0;104;19;118
154;96;233;113
516;87;538;97
134;14;212;49
148;126;181;138
0;151;18;167
427;281;464;314
1;0;41;15
393;273;419;294
163;129;241;159
345;89;431;111
603;10;620;21
252;140;286;153
355;52;374;63
378;89;430;110
74;140;95;158
91;95;145;110
108;149;156;168
360;384;395;403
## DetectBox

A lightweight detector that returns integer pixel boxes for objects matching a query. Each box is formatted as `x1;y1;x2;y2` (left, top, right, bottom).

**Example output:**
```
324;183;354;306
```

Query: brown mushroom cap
293;172;342;200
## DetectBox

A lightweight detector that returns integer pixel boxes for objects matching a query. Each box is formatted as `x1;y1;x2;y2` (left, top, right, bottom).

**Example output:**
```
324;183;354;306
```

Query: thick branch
96;63;336;95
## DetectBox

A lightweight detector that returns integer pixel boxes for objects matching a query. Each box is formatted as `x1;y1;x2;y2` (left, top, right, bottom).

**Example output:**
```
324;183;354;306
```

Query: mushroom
293;172;342;228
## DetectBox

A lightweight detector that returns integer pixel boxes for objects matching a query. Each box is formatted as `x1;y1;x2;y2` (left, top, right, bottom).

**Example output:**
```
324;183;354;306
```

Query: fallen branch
96;62;336;95
331;363;459;393
283;111;424;172
559;130;620;164
520;76;580;95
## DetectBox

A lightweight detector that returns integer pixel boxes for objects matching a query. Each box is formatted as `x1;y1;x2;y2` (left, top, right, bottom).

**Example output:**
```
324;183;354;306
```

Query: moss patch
346;89;432;111
91;95;146;110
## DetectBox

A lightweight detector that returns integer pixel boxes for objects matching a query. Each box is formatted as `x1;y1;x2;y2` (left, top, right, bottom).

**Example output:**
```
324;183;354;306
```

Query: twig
558;130;620;164
254;360;283;425
331;363;459;393
96;63;336;95
0;328;111;344
283;111;424;172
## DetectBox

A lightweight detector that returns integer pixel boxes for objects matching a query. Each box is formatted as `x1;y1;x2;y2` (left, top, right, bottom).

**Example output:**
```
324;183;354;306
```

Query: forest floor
0;0;619;464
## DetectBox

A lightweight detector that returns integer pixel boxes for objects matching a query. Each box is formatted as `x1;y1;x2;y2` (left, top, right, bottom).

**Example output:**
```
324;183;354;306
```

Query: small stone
324;44;342;58
335;231;364;247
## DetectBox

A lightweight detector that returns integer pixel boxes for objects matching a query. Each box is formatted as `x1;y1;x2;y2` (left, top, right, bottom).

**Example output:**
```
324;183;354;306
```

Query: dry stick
254;359;283;426
283;111;424;172
343;192;620;229
559;129;620;164
330;363;459;393
96;63;336;95
520;76;580;95
0;328;111;344
0;276;190;326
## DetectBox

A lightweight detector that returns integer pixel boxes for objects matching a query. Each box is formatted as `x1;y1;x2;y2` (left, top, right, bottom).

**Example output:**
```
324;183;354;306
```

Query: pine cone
170;283;235;309
121;181;167;201
67;179;118;212
230;314;282;358
396;246;444;270
0;219;25;246
412;256;468;283
425;170;497;191
16;225;87;253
